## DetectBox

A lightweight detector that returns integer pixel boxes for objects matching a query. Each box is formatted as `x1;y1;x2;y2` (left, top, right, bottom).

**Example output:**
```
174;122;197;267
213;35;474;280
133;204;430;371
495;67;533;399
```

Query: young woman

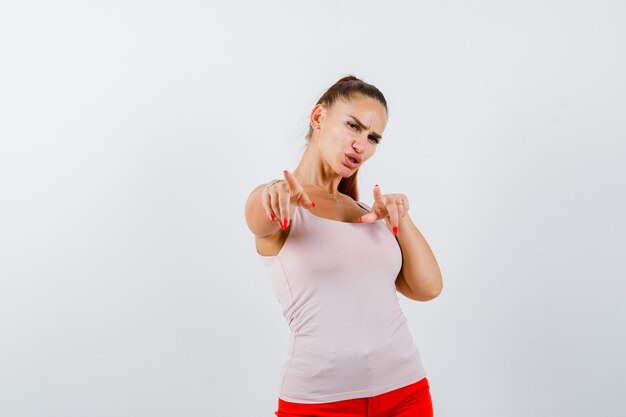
245;75;443;417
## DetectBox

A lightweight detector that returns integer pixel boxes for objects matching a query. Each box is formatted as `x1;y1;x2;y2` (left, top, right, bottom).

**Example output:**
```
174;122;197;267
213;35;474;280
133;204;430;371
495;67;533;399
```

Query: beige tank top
258;202;426;403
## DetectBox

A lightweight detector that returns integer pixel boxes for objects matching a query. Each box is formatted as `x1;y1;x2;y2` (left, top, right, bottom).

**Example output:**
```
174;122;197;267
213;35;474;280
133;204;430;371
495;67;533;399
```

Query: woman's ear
310;103;324;128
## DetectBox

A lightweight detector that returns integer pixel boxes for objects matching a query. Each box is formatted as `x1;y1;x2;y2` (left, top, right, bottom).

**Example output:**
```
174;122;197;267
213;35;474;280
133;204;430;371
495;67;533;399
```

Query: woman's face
312;95;387;177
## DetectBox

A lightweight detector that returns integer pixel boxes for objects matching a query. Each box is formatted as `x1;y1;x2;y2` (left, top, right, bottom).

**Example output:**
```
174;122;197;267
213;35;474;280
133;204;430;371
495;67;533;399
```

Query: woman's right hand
262;170;316;231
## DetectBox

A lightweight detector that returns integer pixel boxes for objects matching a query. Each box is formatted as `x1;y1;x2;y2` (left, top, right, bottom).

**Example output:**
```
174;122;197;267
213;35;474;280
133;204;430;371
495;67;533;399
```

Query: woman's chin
343;164;358;175
338;165;354;177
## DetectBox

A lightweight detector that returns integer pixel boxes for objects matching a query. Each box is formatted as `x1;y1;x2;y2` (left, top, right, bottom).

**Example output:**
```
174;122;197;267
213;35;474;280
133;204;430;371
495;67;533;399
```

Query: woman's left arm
389;213;443;302
360;184;443;302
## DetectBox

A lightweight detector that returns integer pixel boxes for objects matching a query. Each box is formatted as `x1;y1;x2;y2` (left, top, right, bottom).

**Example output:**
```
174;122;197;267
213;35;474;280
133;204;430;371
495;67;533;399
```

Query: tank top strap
356;201;371;211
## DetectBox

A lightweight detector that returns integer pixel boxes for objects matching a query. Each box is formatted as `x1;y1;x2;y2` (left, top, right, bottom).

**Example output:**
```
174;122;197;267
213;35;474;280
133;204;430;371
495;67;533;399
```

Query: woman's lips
344;154;360;169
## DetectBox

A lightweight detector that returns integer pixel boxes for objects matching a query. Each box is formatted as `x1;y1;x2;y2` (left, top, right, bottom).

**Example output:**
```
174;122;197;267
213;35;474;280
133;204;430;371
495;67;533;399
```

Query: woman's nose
352;137;365;153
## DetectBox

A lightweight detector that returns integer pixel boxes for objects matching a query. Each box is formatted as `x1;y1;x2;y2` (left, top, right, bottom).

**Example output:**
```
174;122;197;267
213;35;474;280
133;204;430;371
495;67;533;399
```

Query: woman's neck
293;145;342;195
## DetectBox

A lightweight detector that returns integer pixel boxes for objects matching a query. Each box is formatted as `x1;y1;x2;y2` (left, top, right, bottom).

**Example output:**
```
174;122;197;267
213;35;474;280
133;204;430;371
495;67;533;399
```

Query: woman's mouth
344;154;360;169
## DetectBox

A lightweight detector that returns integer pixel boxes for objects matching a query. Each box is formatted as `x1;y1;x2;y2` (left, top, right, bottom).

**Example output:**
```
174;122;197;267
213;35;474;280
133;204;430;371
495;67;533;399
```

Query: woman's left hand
358;184;409;235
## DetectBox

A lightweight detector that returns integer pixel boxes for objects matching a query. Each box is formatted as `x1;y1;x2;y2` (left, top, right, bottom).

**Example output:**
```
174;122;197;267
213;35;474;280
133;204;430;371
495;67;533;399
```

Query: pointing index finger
283;170;301;193
373;184;383;202
284;170;315;208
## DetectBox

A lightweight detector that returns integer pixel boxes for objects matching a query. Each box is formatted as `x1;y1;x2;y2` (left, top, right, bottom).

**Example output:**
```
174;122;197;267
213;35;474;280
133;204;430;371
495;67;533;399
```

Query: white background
1;1;625;416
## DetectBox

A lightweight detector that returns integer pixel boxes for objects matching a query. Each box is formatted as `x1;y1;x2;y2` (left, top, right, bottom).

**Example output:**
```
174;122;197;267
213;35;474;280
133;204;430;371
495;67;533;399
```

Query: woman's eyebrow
348;115;382;140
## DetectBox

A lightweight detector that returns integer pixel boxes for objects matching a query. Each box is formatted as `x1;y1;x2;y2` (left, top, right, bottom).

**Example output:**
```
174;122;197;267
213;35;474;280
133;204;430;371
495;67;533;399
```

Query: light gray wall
1;1;624;416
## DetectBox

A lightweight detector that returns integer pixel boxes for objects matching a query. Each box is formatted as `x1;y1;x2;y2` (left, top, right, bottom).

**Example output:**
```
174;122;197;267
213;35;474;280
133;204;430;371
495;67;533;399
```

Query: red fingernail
269;213;274;221
358;216;362;222
393;226;398;235
284;170;288;175
312;201;316;208
279;220;285;230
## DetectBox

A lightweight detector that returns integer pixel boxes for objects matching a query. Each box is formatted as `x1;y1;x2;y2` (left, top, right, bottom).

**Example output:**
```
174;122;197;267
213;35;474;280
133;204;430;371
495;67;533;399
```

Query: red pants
275;377;433;417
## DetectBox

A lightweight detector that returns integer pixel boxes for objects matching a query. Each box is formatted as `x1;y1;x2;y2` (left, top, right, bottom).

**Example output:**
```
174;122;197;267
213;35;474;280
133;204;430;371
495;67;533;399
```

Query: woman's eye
348;121;379;144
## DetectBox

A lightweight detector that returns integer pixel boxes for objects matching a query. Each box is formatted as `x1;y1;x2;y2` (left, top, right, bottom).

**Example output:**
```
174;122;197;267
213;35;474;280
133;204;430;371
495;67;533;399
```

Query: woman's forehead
330;97;387;125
